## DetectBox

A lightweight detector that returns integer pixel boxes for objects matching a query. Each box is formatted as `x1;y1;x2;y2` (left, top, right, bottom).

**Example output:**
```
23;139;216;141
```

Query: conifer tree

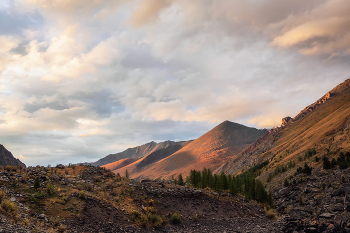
178;174;184;186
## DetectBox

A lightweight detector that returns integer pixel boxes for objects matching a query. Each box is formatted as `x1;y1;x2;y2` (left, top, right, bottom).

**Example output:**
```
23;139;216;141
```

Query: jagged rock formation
0;144;25;167
93;140;187;167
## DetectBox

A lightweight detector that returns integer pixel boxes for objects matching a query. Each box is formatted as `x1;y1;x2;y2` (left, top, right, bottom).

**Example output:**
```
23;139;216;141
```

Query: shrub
22;219;29;226
104;171;114;178
79;190;86;200
171;212;181;224
266;209;277;220
105;181;115;190
1;200;18;216
0;191;5;203
144;206;155;214
18;164;24;171
131;210;141;220
149;199;154;206
85;183;93;191
110;188;118;196
46;183;55;196
93;176;102;183
5;165;17;172
341;175;346;183
141;215;148;227
283;179;289;187
147;214;163;226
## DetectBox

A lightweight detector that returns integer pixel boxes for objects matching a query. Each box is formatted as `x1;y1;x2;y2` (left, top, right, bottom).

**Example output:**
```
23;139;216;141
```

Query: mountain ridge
113;120;268;179
93;140;188;167
0;144;26;167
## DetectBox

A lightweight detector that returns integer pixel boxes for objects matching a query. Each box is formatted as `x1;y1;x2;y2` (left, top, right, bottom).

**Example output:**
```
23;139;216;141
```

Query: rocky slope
0;144;25;167
220;78;350;175
122;121;268;180
0;165;283;233
93;140;187;167
273;167;350;233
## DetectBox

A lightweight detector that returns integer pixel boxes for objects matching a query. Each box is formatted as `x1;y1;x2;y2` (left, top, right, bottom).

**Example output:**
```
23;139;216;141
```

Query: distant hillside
220;78;350;181
0;144;26;167
104;140;192;175
93;140;187;166
115;121;268;180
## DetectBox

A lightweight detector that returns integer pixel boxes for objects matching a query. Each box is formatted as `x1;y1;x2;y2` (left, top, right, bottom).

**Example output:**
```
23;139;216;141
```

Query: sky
0;0;350;166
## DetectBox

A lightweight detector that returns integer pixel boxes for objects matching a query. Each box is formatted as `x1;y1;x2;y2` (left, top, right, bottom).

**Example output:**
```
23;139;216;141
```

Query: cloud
0;36;21;52
0;0;350;166
271;0;350;56
129;0;172;28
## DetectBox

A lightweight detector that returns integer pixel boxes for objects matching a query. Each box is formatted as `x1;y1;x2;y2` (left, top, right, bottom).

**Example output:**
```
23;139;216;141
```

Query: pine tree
34;177;40;190
178;174;184;186
323;157;331;169
125;169;129;179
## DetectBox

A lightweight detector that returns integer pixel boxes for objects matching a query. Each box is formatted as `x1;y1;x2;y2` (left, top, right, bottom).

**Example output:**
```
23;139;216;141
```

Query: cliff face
0;144;26;167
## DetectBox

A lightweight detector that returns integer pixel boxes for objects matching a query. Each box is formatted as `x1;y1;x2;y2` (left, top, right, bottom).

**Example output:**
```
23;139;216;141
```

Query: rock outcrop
0;144;26;167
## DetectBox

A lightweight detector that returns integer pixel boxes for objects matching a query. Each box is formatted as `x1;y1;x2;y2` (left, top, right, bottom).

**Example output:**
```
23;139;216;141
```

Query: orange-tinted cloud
129;0;172;28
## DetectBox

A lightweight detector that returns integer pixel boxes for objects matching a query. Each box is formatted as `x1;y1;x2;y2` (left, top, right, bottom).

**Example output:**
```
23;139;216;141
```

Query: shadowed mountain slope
113;121;268;179
102;157;140;172
0;144;26;167
93;140;186;167
103;141;192;175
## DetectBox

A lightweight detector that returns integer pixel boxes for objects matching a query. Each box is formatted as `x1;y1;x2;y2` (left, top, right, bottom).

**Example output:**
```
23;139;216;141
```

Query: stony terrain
0;165;283;233
273;167;350;233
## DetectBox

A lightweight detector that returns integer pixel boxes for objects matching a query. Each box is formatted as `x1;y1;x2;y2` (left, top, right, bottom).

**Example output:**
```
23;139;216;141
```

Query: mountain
0;144;26;167
103;140;192;175
93;140;186;166
221;78;350;176
113;121;268;179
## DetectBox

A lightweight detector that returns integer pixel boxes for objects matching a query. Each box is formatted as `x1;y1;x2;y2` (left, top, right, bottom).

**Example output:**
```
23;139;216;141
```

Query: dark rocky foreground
1;165;350;232
66;181;285;232
273;167;350;233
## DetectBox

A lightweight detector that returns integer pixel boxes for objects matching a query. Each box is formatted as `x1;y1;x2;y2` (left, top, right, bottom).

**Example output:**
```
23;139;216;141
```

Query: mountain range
1;79;350;232
102;121;268;179
93;78;350;183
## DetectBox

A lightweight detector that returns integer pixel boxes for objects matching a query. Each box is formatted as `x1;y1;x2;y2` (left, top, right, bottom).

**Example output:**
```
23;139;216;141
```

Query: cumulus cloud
271;0;350;56
129;0;172;28
0;0;349;166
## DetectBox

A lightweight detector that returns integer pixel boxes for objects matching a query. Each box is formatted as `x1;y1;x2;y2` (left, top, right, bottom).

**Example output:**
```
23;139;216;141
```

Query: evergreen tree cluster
267;162;295;183
244;160;270;178
323;152;350;169
296;163;313;175
304;148;316;160
186;168;273;207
